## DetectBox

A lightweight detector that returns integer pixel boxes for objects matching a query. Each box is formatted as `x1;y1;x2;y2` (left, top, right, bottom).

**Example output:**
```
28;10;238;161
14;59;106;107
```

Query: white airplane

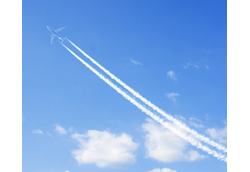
47;26;66;44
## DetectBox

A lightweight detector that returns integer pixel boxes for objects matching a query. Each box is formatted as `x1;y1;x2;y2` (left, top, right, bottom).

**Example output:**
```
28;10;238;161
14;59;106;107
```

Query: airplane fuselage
47;26;63;43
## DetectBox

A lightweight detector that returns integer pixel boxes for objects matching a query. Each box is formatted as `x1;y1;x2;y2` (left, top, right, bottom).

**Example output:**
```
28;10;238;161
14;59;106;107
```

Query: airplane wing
51;35;55;44
54;27;66;33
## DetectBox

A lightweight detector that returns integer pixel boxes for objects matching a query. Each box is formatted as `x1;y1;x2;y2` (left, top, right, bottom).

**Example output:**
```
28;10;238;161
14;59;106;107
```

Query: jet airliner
47;26;66;44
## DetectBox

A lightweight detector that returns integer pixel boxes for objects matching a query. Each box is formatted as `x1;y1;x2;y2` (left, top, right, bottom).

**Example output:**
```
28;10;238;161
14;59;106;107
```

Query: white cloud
166;92;180;102
167;71;177;81
71;130;138;168
205;126;227;144
32;129;43;134
55;124;67;135
205;65;210;69
148;168;177;172
130;59;142;65
142;119;205;162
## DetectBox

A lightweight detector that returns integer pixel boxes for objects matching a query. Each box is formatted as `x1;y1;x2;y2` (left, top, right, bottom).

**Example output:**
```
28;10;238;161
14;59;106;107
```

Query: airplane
47;26;66;44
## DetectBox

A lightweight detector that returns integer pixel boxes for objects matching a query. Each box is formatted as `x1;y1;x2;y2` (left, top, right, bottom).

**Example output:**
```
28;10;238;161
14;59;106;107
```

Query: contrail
60;42;227;162
66;39;227;153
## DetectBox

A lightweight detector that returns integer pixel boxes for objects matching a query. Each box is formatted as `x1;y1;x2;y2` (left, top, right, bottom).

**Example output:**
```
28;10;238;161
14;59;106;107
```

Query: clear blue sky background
23;0;227;172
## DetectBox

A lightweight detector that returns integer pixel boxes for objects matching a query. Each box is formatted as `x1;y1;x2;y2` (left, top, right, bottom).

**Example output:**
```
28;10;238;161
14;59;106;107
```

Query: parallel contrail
60;42;227;162
66;39;227;153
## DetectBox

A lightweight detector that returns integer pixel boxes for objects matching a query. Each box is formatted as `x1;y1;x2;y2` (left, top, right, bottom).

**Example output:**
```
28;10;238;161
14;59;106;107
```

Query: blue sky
22;1;228;172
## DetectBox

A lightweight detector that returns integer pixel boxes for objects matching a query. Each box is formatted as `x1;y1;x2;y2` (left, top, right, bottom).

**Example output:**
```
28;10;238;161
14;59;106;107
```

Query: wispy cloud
130;59;142;65
166;92;180;102
189;117;204;128
32;129;43;134
55;124;67;135
183;63;199;69
223;119;227;125
189;117;202;123
46;132;53;137
69;126;73;132
148;168;177;172
167;71;177;81
205;126;227;144
71;130;138;168
175;115;186;122
142;119;206;162
205;65;210;69
205;114;210;120
201;47;212;54
189;122;204;129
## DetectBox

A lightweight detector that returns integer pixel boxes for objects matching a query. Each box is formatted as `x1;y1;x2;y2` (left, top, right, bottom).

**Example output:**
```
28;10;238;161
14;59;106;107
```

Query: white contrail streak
60;43;227;162
66;39;227;153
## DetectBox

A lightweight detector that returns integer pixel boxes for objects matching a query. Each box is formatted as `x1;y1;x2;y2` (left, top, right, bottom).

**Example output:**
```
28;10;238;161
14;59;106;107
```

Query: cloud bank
142;119;205;162
71;130;138;168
